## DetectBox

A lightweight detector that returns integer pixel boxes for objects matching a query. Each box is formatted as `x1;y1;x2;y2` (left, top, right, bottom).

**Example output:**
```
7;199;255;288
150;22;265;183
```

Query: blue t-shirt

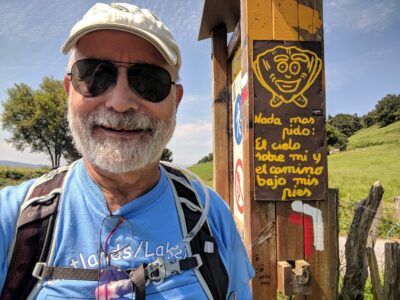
0;160;254;299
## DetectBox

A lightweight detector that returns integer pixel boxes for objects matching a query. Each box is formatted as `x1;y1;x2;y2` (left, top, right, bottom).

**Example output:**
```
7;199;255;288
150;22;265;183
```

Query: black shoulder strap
162;164;229;300
0;167;68;300
1;164;229;300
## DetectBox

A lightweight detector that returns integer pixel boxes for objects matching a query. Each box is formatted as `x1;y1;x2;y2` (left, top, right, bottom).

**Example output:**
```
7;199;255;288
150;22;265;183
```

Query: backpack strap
1;162;228;300
161;162;229;300
0;165;71;300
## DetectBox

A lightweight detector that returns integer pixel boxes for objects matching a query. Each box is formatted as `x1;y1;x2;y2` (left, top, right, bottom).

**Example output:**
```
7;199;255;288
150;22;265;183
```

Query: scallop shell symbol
253;45;322;108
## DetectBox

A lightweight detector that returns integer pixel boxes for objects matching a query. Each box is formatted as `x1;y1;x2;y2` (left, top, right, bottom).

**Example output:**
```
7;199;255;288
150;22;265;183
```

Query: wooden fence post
366;201;383;300
340;181;384;299
394;196;400;220
383;242;400;299
211;24;230;205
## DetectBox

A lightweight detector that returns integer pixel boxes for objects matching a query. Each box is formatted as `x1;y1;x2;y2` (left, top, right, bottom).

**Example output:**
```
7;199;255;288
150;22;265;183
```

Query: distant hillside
189;161;213;187
189;122;400;237
347;120;400;149
0;160;47;169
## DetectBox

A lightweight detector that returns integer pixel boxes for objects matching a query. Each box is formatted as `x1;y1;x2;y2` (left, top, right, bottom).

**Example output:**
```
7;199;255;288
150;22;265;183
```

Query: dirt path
339;236;387;272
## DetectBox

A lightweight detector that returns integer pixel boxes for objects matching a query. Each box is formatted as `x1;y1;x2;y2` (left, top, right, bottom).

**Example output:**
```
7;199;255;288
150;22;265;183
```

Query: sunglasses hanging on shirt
68;59;175;102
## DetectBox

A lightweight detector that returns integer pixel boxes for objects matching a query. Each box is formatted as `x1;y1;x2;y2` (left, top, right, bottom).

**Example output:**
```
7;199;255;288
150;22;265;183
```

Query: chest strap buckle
145;254;203;281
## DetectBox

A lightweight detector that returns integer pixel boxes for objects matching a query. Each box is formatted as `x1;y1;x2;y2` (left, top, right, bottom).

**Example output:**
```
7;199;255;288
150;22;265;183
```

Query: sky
0;0;399;167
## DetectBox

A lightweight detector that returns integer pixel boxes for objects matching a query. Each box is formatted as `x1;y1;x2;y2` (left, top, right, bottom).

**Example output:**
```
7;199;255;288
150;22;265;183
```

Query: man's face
66;30;182;173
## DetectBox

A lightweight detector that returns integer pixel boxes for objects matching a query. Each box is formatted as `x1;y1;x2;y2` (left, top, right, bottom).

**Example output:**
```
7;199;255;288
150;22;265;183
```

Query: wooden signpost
199;0;338;299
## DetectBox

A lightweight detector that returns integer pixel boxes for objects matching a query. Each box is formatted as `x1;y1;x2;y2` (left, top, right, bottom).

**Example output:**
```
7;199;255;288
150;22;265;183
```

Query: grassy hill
0;167;48;188
347;121;400;149
189;121;400;236
329;121;400;234
189;161;213;187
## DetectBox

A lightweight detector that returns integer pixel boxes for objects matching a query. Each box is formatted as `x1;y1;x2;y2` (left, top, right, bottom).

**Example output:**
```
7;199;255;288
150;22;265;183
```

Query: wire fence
338;198;400;241
338;196;400;276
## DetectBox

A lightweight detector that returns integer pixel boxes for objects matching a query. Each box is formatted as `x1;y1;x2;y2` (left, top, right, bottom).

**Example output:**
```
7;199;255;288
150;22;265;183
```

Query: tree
326;124;348;150
197;153;213;164
361;110;377;128
374;94;400;127
327;113;362;137
63;141;82;164
1;77;77;168
161;148;173;162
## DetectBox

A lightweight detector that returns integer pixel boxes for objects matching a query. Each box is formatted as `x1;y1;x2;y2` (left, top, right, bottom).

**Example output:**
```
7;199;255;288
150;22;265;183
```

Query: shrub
197;153;213;164
328;113;363;137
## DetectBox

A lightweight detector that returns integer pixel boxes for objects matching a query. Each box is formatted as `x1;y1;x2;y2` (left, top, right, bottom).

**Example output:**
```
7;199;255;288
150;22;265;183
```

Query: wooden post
340;181;384;299
383;242;400;299
211;24;230;204
394;196;400;220
366;201;383;300
199;1;338;299
239;1;337;299
277;260;311;296
366;248;383;300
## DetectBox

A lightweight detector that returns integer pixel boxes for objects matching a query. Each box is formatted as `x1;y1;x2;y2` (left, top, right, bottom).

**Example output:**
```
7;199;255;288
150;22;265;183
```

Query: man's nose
104;68;141;112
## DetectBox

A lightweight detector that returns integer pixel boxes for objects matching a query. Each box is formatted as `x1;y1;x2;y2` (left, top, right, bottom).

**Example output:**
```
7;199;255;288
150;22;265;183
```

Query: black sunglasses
68;58;176;102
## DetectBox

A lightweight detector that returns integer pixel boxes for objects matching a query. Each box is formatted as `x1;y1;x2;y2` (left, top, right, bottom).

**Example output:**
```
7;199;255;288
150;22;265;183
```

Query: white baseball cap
61;2;181;70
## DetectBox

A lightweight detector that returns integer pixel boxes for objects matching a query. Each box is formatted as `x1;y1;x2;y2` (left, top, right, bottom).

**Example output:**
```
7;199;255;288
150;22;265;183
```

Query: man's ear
175;84;183;110
64;75;71;95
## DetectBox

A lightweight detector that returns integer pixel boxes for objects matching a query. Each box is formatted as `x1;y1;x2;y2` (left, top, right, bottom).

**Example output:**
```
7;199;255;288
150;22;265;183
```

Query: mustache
85;109;157;131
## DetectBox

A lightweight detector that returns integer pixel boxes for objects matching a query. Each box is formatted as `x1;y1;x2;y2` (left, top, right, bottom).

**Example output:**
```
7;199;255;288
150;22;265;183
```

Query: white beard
68;100;176;173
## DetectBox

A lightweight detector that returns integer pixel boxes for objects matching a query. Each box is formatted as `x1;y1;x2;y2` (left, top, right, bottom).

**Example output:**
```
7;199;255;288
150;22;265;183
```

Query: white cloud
325;0;399;33
176;93;213;125
121;0;203;42
167;121;212;166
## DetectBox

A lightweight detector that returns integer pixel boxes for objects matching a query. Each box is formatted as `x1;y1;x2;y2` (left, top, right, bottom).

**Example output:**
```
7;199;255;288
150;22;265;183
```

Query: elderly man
0;2;254;300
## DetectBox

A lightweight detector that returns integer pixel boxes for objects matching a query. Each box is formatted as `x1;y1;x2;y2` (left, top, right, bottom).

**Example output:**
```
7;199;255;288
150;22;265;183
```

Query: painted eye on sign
234;94;243;145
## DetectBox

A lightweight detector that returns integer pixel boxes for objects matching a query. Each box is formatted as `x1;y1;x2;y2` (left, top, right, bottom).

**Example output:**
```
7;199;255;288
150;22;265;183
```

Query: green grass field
1;121;399;237
330;121;400;235
189;161;213;187
329;144;400;234
189;121;400;237
347;121;400;149
0;167;48;189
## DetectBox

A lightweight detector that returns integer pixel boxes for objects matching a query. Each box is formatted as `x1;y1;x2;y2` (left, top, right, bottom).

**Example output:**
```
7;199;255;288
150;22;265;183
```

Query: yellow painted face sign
253;46;322;108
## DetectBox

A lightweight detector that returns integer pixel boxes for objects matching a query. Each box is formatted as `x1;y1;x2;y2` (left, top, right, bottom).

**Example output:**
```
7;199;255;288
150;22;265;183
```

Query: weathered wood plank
298;0;323;41
305;189;339;300
366;247;383;300
340;181;384;299
367;201;382;248
211;25;230;205
228;22;241;60
276;202;304;261
272;0;299;40
278;260;311;296
247;0;273;41
383;242;400;300
366;200;383;300
250;202;277;299
394;196;400;220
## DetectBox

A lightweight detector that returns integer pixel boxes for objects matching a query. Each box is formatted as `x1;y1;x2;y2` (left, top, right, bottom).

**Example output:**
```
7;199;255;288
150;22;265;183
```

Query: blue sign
234;95;243;145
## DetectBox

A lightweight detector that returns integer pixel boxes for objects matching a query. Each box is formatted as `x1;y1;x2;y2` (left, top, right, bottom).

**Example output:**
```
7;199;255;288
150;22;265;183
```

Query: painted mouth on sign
274;79;301;93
